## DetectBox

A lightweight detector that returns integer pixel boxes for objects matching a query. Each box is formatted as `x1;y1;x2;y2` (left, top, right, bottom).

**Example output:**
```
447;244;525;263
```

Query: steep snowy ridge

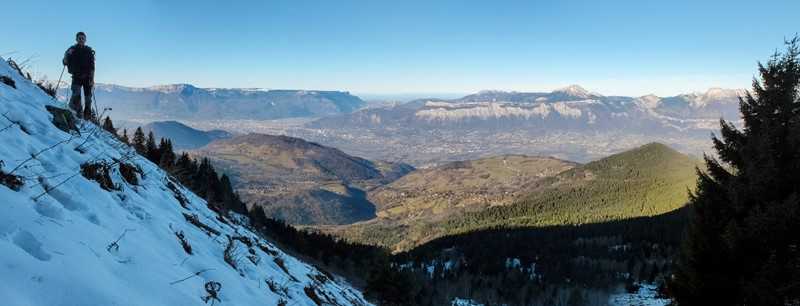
0;59;371;306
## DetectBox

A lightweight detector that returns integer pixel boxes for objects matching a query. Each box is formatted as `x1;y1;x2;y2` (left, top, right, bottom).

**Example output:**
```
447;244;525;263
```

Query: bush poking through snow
168;180;190;209
0;75;15;89
235;238;259;265
247;253;259;265
304;285;324;306
266;278;290;297
35;80;57;98
223;236;243;275
0;160;23;191
258;242;278;256
277;298;288;306
183;213;220;236
310;272;331;285
274;256;299;282
118;162;141;186
175;230;193;255
5;59;56;98
6;59;28;80
231;235;253;248
81;162;118;191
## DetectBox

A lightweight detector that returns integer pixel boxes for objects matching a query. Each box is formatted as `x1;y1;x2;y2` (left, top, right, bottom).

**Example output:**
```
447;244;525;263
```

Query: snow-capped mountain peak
702;87;745;100
636;94;662;109
682;87;745;108
552;84;598;98
148;83;198;94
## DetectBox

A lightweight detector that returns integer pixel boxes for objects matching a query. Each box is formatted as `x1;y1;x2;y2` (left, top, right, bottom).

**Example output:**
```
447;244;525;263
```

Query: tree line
100;120;407;304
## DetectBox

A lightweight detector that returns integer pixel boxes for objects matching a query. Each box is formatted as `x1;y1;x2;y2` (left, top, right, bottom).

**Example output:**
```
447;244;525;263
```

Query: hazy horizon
3;0;798;96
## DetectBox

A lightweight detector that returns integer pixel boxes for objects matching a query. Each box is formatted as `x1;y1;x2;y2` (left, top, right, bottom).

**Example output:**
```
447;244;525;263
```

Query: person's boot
83;107;93;122
69;95;82;119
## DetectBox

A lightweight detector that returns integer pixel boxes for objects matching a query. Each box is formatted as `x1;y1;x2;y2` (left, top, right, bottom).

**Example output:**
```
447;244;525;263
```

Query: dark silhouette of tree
219;174;246;214
671;37;800;305
158;138;176;169
145;131;159;163
132;127;146;154
174;152;196;182
364;265;415;306
102;116;116;136
120;128;130;145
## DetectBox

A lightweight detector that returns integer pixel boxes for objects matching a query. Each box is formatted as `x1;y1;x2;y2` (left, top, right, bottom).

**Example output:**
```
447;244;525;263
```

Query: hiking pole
55;65;65;102
92;86;98;123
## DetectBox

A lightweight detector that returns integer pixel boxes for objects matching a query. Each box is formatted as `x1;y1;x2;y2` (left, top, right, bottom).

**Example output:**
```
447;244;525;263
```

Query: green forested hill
335;142;699;251
441;142;700;234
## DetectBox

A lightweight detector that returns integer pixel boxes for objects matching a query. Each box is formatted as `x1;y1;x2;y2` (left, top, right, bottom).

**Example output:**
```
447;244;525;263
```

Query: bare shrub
257;242;279;257
182;213;220;236
304;285;324;306
168;180;190;209
265;278;289;297
223;235;243;275
0;161;23;191
35;80;57;98
118;162;141;185
81;162;118;191
273;256;298;282
0;75;15;89
175;230;192;255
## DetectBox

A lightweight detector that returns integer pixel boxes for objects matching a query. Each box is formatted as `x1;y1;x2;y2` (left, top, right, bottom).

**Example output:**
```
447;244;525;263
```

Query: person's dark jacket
63;44;95;79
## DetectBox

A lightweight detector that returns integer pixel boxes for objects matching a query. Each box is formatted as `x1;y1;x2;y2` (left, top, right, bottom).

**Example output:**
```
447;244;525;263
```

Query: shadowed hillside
196;133;413;225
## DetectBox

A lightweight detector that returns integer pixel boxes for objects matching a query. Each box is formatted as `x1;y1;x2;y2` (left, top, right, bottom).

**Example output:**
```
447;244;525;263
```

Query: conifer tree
671;37;800;305
102;116;116;136
132;127;146;154
219;174;246;214
120;128;130;145
158;138;176;169
145;131;159;163
174;152;195;182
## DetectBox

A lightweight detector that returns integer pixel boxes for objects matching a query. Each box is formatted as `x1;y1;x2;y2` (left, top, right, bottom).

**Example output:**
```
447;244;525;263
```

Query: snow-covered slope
0;59;371;306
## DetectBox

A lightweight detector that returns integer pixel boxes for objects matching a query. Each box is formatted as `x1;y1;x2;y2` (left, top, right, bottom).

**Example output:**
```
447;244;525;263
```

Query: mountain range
310;85;743;133
289;85;742;165
75;83;366;121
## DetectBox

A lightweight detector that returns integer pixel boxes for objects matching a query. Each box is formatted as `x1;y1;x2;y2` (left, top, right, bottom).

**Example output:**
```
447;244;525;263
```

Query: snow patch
0;58;371;306
608;284;670;306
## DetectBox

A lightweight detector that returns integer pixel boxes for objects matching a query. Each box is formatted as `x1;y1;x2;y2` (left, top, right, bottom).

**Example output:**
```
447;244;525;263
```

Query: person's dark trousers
69;77;93;119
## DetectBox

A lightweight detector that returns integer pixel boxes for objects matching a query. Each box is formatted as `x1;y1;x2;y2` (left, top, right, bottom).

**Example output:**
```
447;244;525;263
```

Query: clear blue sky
2;0;798;96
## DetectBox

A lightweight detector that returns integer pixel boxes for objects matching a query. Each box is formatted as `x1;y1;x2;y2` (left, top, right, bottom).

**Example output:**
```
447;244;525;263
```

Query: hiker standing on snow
62;31;95;119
